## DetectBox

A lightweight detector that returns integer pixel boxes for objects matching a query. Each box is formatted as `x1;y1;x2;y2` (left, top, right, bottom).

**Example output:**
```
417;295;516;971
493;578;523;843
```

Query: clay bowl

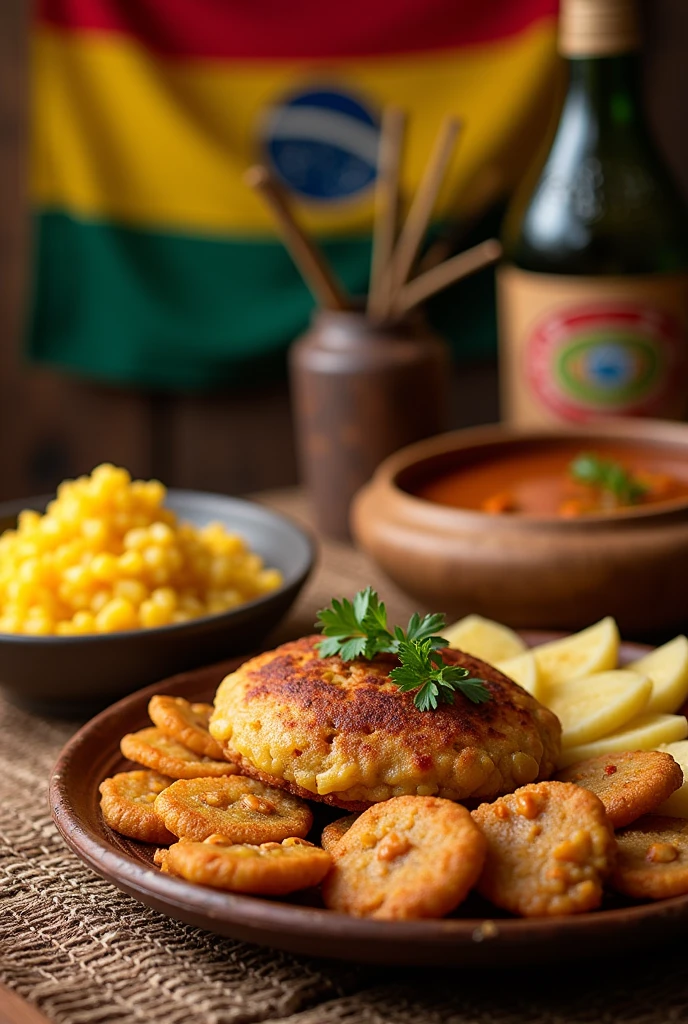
0;490;314;716
351;420;688;638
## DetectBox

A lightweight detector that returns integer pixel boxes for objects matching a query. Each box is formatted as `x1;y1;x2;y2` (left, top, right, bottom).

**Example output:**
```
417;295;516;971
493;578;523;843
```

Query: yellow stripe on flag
32;24;557;236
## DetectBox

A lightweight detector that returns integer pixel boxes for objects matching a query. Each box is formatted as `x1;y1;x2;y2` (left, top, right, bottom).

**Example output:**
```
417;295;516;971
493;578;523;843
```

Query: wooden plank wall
0;1;686;501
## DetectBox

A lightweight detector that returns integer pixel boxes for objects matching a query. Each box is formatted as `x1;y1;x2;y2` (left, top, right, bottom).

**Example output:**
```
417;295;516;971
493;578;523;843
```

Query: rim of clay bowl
372;420;688;531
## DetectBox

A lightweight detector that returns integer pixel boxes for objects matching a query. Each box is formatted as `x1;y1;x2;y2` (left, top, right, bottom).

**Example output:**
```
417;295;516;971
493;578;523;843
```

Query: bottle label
498;267;688;426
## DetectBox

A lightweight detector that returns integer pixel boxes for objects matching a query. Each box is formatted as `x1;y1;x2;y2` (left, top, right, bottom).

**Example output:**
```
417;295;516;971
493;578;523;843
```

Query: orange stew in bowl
415;444;688;518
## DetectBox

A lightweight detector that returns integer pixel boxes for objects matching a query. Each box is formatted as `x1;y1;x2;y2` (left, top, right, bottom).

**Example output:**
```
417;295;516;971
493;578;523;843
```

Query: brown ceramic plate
49;635;688;967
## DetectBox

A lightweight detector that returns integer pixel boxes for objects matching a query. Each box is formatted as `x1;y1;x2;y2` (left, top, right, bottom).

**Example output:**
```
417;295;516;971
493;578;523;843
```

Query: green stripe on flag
28;211;496;390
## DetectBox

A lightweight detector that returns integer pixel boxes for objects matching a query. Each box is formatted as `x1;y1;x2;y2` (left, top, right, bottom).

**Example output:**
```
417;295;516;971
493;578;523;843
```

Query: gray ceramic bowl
0;490;315;716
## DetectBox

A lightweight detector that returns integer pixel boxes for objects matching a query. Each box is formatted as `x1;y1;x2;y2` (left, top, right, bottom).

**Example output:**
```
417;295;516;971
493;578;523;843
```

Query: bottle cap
559;0;641;57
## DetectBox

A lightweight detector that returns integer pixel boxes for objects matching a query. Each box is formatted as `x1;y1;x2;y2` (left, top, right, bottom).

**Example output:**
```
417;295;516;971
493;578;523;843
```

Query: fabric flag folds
30;0;558;389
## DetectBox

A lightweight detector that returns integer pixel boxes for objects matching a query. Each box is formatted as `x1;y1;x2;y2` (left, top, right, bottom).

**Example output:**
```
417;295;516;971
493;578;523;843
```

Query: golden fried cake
556;751;683;828
472;781;616;917
164;836;332;895
321;795;486;919
611;816;688;900
210;636;561;809
99;770;175;844
153;775;313;842
321;814;359;852
148;696;225;760
120;727;238;780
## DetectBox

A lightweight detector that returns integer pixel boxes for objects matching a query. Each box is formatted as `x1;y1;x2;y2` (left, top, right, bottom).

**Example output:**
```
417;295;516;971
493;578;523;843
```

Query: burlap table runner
2;490;687;1024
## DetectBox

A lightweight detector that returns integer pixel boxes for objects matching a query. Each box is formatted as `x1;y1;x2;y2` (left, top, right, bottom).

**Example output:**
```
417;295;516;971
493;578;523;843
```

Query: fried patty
209;636;561;810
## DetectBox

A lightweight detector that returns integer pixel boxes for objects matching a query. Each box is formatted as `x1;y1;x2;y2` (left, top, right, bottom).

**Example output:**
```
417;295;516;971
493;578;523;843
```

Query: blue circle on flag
263;88;379;201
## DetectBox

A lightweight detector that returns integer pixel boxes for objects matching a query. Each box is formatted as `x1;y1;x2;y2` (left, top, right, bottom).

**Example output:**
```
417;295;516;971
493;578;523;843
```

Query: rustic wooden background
0;1;687;501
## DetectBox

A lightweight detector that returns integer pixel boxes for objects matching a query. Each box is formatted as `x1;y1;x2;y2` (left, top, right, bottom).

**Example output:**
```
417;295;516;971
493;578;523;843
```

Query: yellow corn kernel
39;516;62;539
90;552;119;582
56;621;78;635
24;619;52;636
111;510;136;533
31;587;61;616
148;521;174;546
81;518;109;546
141;480;165;507
139;599;172;628
73;610;97;632
142;544;166;568
90;464;131;499
95;597;138;632
18;509;41;533
90;589;111;614
179;594;204;616
0;614;23;633
18;558;41;585
190;552;211;579
164;546;183;573
63;564;93;588
114;578;148;605
118;550;144;576
53;543;78;571
61;587;92;611
123;527;149;551
257;568;283;592
147;566;171;588
150;587;177;613
240;553;263;575
208;555;234;587
7;579;36;607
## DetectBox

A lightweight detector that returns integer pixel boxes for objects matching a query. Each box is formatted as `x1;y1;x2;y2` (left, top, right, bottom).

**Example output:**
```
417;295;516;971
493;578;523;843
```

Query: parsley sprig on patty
315;587;490;711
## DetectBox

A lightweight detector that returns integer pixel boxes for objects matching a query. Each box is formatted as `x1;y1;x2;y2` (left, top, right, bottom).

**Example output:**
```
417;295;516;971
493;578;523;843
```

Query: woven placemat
1;491;687;1023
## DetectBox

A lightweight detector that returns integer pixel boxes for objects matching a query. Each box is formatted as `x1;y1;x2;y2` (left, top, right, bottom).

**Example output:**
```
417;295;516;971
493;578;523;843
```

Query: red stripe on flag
37;0;558;61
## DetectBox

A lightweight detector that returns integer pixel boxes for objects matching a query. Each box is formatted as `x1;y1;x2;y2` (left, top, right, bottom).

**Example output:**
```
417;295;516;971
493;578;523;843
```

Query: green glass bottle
498;0;688;426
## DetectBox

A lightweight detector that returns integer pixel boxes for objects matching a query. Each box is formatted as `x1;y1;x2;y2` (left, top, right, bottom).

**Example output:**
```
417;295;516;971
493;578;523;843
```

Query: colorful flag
31;0;558;389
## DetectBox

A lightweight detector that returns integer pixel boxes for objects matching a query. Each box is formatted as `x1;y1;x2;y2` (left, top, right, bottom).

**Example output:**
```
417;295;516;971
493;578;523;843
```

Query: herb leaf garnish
569;452;647;506
315;588;491;712
316;587;396;661
389;638;490;712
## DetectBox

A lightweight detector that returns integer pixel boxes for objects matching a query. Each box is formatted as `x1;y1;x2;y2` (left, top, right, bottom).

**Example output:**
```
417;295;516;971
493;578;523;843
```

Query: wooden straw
418;165;505;274
391;238;502;317
244;165;349;310
367;107;406;322
388;116;462;305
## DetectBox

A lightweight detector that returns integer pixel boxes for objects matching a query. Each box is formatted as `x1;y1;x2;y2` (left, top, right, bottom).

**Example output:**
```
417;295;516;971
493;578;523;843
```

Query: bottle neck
564;52;643;133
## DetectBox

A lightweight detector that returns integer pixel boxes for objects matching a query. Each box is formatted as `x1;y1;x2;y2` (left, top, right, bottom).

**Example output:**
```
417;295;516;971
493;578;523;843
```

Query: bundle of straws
246;109;502;324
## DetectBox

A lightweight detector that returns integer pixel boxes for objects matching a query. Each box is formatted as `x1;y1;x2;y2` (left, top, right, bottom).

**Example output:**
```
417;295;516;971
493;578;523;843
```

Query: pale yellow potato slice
495;650;541;699
655;740;688;817
533;617;619;688
557;713;688;770
443;614;526;663
627;636;688;714
547;670;652;749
